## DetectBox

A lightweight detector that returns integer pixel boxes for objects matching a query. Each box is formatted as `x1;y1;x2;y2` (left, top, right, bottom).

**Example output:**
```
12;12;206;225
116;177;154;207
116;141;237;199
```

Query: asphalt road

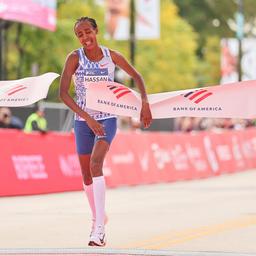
1;170;256;256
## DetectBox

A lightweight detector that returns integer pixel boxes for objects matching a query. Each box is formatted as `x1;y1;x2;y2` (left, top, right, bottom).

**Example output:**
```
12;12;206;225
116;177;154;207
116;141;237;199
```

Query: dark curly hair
74;17;97;31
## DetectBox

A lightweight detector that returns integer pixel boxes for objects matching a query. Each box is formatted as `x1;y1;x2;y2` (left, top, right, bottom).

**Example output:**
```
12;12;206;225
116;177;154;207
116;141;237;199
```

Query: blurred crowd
0;106;47;133
1;106;255;133
174;117;255;132
0;107;23;129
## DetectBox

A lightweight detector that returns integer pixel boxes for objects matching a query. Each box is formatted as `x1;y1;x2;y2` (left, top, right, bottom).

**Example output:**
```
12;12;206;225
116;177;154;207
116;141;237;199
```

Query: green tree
172;0;256;85
195;36;221;87
6;0;102;99
173;0;256;40
136;0;198;93
6;0;199;100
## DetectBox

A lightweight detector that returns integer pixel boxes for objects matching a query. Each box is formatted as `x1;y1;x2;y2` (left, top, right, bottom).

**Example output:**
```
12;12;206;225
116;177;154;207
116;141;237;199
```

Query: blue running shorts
74;117;117;155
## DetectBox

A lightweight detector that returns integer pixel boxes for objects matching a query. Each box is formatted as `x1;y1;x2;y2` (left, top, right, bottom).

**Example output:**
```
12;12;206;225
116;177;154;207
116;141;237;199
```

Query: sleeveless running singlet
73;46;116;121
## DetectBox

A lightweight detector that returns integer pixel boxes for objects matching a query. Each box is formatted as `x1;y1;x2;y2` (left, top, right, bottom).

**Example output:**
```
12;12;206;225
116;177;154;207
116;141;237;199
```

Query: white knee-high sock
92;176;106;228
83;183;96;222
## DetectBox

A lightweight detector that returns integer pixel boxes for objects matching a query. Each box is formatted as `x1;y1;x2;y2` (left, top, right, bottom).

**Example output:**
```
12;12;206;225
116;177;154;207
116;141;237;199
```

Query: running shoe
89;215;108;238
88;225;106;246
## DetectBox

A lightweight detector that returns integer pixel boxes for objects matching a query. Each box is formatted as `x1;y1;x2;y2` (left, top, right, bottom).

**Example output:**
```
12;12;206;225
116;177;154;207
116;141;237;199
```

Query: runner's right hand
86;117;106;136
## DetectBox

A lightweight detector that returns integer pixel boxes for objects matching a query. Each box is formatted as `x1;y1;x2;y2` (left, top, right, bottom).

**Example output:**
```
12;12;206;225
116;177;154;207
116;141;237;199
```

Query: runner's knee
90;157;103;176
82;171;93;185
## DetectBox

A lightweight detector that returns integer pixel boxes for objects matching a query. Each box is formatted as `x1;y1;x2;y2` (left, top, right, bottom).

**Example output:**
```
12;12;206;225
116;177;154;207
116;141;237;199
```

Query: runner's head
74;17;98;50
74;17;98;31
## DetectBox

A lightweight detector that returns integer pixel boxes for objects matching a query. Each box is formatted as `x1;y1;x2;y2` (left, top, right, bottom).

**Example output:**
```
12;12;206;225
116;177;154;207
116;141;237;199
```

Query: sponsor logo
6;84;27;95
216;145;232;161
85;70;96;76
170;144;190;171
11;155;48;180
85;68;108;76
100;234;105;245
107;84;131;99
173;90;221;112
99;70;107;75
139;152;149;172
100;63;108;67
185;143;208;172
112;152;135;164
203;136;219;172
0;84;27;97
151;143;171;170
173;106;222;111
83;68;109;82
183;89;213;104
59;154;81;177
0;97;29;103
97;99;138;111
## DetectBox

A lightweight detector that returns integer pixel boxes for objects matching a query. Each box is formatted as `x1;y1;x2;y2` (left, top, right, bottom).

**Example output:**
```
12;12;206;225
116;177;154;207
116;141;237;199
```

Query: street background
1;170;256;254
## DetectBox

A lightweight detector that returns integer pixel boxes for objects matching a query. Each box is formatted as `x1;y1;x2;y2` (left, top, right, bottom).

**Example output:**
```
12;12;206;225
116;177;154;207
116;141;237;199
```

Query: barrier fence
1;128;256;196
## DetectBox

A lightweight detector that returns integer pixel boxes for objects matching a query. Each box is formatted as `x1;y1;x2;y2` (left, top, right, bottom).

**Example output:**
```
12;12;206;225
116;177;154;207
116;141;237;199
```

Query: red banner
1;128;256;196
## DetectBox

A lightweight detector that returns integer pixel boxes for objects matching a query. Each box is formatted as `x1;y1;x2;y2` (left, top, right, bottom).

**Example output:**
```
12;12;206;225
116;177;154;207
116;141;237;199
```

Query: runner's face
75;21;98;50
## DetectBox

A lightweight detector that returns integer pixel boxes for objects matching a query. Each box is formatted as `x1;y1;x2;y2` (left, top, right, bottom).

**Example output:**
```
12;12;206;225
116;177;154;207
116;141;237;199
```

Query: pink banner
1;128;256;196
87;80;256;119
0;0;57;31
0;72;59;107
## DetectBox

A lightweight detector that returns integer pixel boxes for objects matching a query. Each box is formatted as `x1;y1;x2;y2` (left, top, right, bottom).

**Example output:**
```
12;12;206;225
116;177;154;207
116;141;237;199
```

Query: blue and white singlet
73;46;116;121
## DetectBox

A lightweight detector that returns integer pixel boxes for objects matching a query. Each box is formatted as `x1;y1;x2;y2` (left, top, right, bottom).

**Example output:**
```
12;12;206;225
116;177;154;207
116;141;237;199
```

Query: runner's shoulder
66;50;79;64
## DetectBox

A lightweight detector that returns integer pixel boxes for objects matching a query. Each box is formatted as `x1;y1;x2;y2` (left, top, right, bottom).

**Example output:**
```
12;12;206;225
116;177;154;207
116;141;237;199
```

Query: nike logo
100;234;105;245
100;63;108;67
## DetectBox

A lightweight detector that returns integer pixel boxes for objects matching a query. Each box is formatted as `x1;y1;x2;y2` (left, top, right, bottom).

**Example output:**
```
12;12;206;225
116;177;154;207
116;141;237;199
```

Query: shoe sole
88;241;106;247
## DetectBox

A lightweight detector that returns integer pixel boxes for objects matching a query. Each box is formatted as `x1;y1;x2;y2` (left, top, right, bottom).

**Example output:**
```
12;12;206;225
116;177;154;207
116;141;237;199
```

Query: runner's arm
110;50;149;103
110;50;152;128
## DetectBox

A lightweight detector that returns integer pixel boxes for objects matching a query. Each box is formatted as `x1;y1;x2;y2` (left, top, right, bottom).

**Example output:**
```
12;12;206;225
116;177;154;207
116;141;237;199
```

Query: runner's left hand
140;101;152;128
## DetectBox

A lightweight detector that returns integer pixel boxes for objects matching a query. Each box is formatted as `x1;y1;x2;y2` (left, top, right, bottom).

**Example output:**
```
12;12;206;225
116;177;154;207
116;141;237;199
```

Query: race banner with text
86;80;256;119
0;72;59;107
1;128;256;196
